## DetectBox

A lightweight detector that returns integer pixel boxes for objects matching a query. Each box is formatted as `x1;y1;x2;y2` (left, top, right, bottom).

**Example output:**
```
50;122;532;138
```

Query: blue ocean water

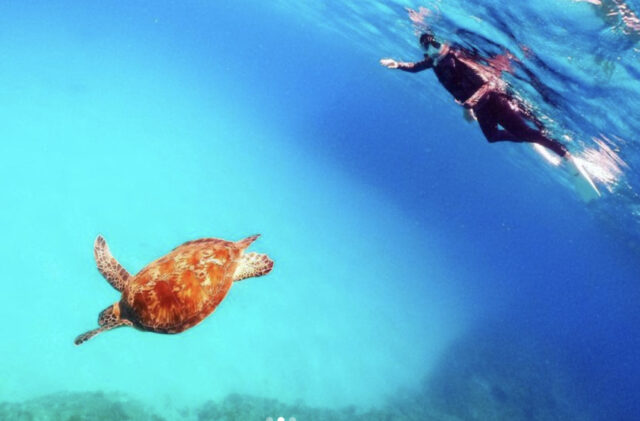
0;1;639;420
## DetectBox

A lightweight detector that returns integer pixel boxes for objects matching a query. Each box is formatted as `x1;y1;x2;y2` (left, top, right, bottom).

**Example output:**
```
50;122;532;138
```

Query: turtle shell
121;238;242;333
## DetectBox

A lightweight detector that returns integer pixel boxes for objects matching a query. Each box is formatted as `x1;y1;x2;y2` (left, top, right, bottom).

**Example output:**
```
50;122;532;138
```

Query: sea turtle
75;234;274;345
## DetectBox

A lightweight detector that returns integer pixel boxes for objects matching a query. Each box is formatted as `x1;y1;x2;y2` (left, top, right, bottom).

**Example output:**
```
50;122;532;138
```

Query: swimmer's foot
563;152;572;163
564;153;581;176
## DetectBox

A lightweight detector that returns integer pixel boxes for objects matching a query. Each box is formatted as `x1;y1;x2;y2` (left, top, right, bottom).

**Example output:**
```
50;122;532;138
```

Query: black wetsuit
398;49;568;157
403;51;486;103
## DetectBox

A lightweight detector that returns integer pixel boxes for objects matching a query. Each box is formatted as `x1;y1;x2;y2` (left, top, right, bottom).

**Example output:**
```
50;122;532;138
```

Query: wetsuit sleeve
397;55;434;73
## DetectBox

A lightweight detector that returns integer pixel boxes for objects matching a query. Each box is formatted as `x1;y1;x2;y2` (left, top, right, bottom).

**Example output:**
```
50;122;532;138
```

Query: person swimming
380;32;570;159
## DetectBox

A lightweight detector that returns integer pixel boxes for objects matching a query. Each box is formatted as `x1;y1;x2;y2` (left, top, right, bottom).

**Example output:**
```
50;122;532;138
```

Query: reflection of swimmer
578;0;640;40
575;0;640;78
380;32;570;158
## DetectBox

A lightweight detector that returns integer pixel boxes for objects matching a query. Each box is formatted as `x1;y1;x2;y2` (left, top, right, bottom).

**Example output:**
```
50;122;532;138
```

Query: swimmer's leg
474;99;522;142
476;113;520;142
499;113;568;157
491;96;568;157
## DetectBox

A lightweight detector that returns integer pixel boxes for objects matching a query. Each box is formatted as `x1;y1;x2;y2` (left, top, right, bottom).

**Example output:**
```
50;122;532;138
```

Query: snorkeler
380;32;570;158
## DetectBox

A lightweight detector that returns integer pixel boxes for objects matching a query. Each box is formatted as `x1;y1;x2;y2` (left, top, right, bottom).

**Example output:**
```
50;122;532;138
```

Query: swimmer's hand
380;58;399;69
463;108;476;123
464;83;493;109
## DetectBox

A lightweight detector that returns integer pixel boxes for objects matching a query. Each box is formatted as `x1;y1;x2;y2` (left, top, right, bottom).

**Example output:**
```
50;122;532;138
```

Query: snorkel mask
420;31;441;51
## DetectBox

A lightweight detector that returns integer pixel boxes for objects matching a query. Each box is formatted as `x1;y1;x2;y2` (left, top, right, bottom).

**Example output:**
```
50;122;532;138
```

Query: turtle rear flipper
75;303;132;345
233;252;274;282
235;234;260;250
94;235;131;292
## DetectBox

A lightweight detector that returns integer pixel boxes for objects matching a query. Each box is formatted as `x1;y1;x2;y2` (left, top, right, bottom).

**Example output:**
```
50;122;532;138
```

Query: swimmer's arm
462;83;493;108
380;56;433;73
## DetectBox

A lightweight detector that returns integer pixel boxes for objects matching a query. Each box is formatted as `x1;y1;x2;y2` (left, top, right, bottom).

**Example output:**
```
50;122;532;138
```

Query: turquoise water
1;1;639;420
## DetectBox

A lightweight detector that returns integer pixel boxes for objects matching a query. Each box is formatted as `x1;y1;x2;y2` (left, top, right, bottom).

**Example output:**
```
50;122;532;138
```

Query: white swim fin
566;155;600;202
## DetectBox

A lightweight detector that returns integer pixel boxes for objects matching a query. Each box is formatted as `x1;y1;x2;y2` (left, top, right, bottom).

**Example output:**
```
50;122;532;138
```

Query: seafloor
0;327;597;421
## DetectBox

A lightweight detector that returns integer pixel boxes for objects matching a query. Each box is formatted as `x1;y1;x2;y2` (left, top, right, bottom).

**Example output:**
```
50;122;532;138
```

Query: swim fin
566;156;600;202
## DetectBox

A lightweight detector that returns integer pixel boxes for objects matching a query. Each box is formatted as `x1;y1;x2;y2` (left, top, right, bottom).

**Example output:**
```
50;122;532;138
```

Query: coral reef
0;391;166;421
419;329;595;421
0;329;597;421
196;393;455;421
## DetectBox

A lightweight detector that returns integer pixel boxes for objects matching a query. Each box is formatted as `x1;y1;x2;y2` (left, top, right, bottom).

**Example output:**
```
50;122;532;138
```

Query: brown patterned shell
120;238;245;333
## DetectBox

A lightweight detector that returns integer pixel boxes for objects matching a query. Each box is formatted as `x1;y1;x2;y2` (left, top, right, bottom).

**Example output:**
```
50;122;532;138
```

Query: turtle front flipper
94;235;131;292
74;303;132;345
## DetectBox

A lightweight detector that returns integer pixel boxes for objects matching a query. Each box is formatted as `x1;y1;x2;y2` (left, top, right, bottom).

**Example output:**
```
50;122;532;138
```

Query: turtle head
75;302;130;346
98;303;121;326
